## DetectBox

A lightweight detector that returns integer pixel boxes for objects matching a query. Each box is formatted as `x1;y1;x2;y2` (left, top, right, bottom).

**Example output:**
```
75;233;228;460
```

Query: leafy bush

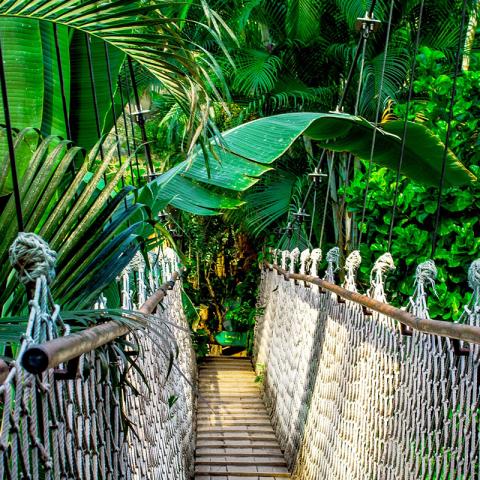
343;47;480;320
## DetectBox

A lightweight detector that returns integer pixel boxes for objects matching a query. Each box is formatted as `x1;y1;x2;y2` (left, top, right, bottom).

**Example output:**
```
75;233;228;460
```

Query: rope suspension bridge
1;235;480;479
0;0;479;479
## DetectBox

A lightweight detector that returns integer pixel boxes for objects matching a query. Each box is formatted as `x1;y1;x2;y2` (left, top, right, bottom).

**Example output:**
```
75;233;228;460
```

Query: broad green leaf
69;31;125;149
39;21;71;138
184;148;272;191
148;173;243;215
197;112;476;187
0;18;43;130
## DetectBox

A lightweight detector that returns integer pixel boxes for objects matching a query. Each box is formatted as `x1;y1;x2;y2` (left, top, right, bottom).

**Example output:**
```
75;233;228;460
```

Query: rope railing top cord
20;270;181;375
267;262;480;345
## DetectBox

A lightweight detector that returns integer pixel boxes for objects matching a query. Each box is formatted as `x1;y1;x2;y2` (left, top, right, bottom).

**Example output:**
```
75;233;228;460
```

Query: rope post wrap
9;232;57;286
325;247;340;283
369;252;395;302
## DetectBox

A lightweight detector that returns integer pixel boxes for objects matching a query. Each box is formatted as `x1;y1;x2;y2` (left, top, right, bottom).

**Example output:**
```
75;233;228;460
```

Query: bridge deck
195;357;290;479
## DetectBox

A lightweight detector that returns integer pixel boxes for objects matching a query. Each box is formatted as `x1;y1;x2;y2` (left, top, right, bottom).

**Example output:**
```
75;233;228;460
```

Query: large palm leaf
0;0;235;198
0;0;222;99
0;130;151;314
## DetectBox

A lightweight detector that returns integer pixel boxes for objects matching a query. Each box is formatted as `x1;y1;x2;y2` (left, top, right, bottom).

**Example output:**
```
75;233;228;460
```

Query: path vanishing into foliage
195;357;290;479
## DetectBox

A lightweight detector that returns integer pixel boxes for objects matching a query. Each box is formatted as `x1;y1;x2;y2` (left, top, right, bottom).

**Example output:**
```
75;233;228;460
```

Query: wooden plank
196;459;287;467
195;357;290;479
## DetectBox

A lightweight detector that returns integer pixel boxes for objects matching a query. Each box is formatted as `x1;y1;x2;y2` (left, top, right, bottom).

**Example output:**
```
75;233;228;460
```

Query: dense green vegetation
0;0;478;354
344;46;480;318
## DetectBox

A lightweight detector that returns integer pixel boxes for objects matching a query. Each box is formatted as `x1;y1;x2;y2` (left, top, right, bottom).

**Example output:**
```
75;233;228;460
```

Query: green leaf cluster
344;47;480;320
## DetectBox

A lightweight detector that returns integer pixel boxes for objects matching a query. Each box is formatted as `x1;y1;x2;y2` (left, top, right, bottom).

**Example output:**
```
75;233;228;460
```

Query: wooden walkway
194;356;290;479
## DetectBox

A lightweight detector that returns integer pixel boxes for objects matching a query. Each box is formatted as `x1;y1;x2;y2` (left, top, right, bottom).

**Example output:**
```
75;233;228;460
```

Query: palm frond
232;49;283;96
0;0;231;150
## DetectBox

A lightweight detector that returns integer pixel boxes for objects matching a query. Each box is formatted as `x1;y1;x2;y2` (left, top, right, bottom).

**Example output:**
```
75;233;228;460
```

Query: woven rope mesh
0;248;196;480
254;252;480;480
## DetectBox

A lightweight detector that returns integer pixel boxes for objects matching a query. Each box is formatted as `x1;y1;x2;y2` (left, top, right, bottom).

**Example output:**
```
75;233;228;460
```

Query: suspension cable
123;63;141;180
0;39;23;232
117;73;136;186
84;34;105;164
319;153;335;250
127;57;155;175
387;0;425;251
357;0;395;248
104;43;125;188
431;0;469;258
354;36;368;115
52;25;73;145
298;5;378;239
308;188;317;244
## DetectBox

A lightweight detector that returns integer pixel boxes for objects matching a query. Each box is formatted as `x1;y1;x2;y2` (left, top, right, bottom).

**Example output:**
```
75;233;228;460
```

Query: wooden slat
195;357;290;479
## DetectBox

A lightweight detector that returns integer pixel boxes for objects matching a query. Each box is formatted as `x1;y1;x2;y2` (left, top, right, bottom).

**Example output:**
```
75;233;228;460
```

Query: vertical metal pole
0;39;24;232
127;57;154;175
124;64;141;180
85;33;105;162
104;43;125;188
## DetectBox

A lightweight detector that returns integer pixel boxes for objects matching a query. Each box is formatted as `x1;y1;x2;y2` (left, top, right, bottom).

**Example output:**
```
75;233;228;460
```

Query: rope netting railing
0;234;196;480
255;247;480;480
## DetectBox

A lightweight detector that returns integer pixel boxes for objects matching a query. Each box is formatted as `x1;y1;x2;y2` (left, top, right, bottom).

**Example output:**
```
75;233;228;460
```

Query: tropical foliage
343;45;480;319
0;0;236;318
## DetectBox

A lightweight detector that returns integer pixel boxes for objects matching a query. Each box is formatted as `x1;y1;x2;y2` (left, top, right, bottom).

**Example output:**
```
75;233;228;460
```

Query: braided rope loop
369;252;395;302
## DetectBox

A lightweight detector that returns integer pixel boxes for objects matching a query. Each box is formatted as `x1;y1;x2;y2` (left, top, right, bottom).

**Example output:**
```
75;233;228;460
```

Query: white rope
289;248;300;274
310;248;322;277
300;249;311;275
344;250;361;292
254;255;480;480
468;259;480;300
325;247;340;283
369;252;395;302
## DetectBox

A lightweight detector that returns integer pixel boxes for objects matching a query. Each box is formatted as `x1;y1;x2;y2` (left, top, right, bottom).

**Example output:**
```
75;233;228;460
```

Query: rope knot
415;260;437;289
9;233;57;285
345;250;362;273
372;252;395;275
309;248;322;277
289;248;300;273
325;247;340;283
326;247;340;268
300;249;311;275
468;259;480;292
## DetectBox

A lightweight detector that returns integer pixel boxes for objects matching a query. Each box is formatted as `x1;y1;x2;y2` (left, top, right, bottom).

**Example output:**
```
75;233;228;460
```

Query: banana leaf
187;112;476;187
69;31;125;149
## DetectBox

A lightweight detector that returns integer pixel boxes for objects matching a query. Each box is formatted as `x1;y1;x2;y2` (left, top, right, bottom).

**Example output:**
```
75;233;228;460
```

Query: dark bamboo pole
0;39;24;232
21;272;180;374
85;33;105;162
127;57;154;175
268;263;480;345
52;24;72;144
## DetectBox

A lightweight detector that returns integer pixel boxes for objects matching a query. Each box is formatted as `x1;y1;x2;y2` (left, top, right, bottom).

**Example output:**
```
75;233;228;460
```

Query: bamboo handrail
21;271;180;375
268;263;480;345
